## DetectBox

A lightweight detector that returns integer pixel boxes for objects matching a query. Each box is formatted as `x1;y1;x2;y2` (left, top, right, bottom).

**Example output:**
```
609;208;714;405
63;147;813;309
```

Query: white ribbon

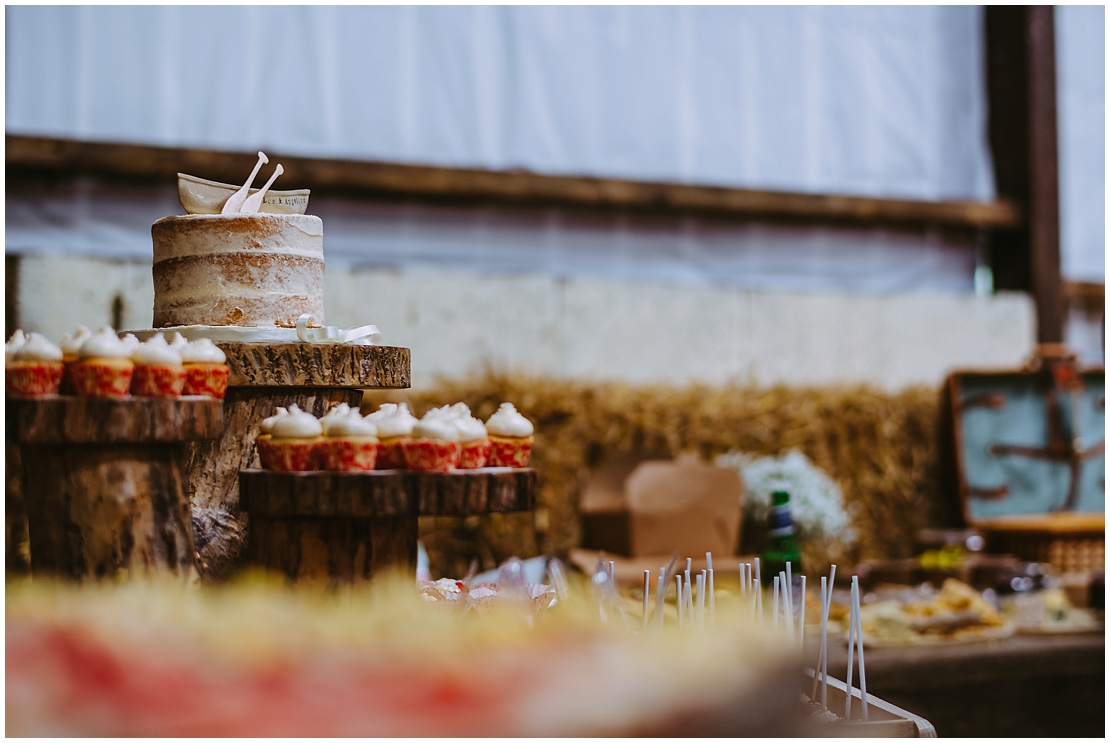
125;315;382;345
295;314;381;345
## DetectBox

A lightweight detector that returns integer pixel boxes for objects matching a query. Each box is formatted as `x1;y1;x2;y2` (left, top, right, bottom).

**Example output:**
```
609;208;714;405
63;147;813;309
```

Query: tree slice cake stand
239;468;536;585
6;396;223;580
185;341;410;580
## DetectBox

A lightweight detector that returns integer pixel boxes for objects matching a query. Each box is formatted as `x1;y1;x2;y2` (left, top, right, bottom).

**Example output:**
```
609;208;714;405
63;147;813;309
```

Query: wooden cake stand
6;396;223;580
239;468;536;585
185;341;410;579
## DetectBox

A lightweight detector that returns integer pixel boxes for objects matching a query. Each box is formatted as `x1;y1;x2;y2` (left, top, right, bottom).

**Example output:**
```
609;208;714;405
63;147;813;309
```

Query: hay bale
364;372;943;578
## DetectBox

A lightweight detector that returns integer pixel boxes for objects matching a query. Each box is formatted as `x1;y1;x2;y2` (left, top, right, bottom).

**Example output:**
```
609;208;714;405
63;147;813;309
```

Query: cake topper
240;163;284;214
221;151;269;214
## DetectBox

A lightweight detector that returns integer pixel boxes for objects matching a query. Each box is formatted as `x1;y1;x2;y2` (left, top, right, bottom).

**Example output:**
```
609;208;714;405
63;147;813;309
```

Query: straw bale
364;371;946;580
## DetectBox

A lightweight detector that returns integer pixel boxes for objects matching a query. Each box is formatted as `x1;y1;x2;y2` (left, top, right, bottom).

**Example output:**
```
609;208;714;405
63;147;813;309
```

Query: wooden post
985;6;1064;343
8;396;222;580
183;341;410;580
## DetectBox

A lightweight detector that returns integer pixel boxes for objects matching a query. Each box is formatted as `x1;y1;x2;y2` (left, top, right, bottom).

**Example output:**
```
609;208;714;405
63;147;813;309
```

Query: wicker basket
982;513;1105;575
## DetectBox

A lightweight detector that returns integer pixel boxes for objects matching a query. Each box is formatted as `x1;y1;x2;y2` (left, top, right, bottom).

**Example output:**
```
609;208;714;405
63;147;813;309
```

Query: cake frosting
151;213;325;328
59;327;91;359
319;403;354;435
486;403;534;438
324;409;378;438
14;333;63;362
6;330;27;362
132;333;183;366
412;408;461;442
79;327;134;359
180;338;227;364
269;405;322;439
368;403;418;439
259;407;289;435
446;403;488;442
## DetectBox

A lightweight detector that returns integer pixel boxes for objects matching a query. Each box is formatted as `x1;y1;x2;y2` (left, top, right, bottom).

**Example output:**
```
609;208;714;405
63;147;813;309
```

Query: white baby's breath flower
716;449;855;543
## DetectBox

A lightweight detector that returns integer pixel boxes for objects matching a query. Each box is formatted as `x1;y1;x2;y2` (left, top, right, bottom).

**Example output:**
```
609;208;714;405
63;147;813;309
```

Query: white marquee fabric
5;6;1094;293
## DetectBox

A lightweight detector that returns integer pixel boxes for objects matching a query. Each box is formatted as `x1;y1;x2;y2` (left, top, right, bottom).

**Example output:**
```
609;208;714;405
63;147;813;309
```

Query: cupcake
71;327;135;398
366;403;418;470
255;405;322;472
403;407;462;472
180;338;231;398
58;326;91;394
448;403;491;469
255;407;289;470
6;333;64;398
130;333;186;398
485;403;534;467
5;330;27;396
317;405;380;472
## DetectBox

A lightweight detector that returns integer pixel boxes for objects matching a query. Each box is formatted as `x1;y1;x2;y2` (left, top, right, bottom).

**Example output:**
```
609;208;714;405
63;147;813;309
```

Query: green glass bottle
760;490;803;587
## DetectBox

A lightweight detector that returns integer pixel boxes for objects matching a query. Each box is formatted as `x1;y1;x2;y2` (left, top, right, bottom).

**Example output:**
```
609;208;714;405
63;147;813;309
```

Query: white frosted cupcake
6;333;64;397
403;407;462;472
318;405;380;472
130;333;186;398
447;403;491;469
72;327;135;398
58;326;91;394
180;338;230;398
485;403;534;467
367;402;418;470
255;405;323;472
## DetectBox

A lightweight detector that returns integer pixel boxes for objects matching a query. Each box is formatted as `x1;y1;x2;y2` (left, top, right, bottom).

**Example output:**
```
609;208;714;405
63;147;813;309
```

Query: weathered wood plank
216;342;410;389
7;134;1024;230
239;468;535;518
7;396;223;444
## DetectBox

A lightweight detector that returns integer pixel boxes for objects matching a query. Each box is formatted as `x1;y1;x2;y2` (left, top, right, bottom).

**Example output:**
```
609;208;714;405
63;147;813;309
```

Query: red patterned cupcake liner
318;438;380;472
403;438;462;472
71;361;134;398
5;362;64;397
487;436;532;468
183;363;230;399
457;438;492;469
257;438;320;472
131;364;186;398
375;437;410;470
59;361;79;395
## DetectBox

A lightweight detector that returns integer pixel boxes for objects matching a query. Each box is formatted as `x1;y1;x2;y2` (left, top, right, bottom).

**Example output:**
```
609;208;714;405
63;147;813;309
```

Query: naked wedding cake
151;154;324;329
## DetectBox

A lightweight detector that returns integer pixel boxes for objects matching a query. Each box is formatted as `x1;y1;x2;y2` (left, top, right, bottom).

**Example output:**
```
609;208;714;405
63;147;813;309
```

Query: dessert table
184;341;410;579
824;632;1104;737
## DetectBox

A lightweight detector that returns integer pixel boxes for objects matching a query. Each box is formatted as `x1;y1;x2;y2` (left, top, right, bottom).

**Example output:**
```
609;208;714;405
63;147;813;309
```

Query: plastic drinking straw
822;565;836;710
642;570;651;632
845;577;857;720
853;576;869;721
810;575;827;702
755;578;763;623
780;571;793;641
706;552;716;621
675;575;685;628
696;572;706;629
656;568;666;630
800;575;807;653
786;561;793;633
772;576;780;631
754;558;761;588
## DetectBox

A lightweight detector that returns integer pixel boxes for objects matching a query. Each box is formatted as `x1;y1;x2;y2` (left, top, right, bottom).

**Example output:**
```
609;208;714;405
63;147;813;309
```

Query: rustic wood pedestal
239;468;536;585
185;341;410;579
7;396;223;579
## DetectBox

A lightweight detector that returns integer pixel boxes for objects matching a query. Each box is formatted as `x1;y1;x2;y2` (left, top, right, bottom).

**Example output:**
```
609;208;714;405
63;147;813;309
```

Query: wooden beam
6;134;1023;231
1026;6;1065;343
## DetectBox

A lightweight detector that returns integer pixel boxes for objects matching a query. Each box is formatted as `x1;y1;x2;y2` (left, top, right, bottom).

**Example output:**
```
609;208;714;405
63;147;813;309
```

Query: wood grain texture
21;445;197;579
217;342;410;388
239;468;536;517
6;396;223;444
6;444;30;574
247;515;418;585
184;387;363;580
7;134;1023;230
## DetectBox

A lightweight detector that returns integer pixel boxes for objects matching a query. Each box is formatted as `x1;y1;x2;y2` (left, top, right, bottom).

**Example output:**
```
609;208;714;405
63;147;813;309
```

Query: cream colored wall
13;253;1037;391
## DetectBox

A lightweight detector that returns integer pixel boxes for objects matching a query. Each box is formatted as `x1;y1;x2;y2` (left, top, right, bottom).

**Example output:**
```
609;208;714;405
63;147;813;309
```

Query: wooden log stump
239;468;536;585
7;396;223;580
184;342;410;581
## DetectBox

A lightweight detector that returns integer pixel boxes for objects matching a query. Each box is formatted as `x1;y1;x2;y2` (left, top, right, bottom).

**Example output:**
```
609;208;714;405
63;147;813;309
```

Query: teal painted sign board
950;369;1105;524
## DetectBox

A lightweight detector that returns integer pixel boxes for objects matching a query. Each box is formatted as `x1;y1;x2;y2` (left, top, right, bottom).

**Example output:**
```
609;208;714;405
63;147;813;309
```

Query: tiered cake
151;213;325;329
